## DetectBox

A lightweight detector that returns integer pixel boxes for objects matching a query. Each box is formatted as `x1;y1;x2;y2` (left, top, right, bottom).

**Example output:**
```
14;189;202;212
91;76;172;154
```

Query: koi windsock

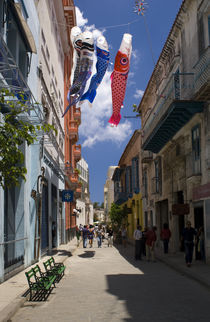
63;31;94;117
67;26;82;101
80;36;110;106
108;33;132;126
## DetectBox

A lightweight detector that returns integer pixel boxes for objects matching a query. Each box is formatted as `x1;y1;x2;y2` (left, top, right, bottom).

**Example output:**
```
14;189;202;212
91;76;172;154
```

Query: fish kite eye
121;57;128;65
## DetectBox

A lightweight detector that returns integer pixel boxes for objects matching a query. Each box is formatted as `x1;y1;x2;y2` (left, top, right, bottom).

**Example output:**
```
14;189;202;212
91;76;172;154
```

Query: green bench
43;257;65;282
25;267;56;301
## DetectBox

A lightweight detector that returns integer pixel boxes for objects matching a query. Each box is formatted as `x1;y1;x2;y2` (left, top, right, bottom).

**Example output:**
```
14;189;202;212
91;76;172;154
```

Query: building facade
76;157;93;226
0;0;77;282
0;0;42;282
104;166;117;222
139;0;210;260
112;130;143;240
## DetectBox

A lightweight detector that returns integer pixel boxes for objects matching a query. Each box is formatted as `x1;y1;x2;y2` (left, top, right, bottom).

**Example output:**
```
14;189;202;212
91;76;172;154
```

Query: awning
12;3;37;54
142;100;204;153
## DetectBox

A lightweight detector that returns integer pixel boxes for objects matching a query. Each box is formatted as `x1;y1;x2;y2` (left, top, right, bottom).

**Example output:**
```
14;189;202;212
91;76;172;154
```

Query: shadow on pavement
48;249;72;257
78;251;95;258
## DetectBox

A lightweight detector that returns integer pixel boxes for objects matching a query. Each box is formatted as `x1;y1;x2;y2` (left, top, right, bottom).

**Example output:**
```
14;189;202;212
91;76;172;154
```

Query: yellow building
112;130;143;241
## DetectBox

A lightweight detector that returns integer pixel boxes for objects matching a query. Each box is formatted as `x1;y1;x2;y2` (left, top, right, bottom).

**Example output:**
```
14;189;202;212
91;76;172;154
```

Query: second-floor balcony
73;144;81;162
69;171;79;185
193;46;210;100
73;107;81;123
69;121;78;142
142;73;204;154
114;190;128;205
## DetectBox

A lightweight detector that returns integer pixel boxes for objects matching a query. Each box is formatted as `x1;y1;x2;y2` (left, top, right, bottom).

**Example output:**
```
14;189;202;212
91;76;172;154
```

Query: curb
156;255;210;291
0;245;78;322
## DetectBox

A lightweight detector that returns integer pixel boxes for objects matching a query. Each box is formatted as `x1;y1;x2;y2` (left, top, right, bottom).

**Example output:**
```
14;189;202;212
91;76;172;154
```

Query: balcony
69;171;78;185
193;46;210;100
114;190;128;205
142;151;153;163
69;121;78;142
73;144;81;162
142;72;205;153
73;107;81;123
75;186;82;199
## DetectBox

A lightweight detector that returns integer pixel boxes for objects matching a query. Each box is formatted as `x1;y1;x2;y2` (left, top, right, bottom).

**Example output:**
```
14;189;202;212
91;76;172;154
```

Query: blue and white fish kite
80;36;110;106
63;31;94;117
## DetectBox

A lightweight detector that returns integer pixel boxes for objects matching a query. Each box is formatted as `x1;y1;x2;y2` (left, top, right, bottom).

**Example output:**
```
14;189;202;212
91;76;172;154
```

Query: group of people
76;224;114;248
76;221;205;267
133;221;205;267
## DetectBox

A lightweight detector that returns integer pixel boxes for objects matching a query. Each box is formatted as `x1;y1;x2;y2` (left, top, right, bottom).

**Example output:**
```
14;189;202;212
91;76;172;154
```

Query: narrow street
11;240;210;322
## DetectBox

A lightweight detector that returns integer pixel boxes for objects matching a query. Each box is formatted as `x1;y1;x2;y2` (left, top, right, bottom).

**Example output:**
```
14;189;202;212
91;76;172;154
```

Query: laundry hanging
108;33;132;126
80;35;110;106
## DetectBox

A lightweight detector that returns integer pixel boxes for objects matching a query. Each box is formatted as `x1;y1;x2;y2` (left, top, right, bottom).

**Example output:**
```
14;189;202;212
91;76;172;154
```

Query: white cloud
134;89;144;99
74;7;133;148
132;49;140;66
79;67;133;148
75;7;88;28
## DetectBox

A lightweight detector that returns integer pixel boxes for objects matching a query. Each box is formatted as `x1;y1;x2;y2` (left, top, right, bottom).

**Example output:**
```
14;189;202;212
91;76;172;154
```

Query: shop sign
172;204;190;215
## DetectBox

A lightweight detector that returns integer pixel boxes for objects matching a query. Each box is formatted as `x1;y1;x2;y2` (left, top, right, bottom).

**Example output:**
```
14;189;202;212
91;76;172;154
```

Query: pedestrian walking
76;225;81;247
88;225;94;248
196;226;205;261
82;225;89;248
121;225;127;248
182;221;196;267
160;223;171;254
133;225;143;260
107;226;113;247
96;225;103;248
145;226;157;262
142;226;148;256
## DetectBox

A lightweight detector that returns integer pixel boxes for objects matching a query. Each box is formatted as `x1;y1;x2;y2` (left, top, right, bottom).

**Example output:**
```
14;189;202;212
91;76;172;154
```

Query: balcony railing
74;144;81;162
114;190;128;205
69;172;78;184
143;73;194;143
73;107;81;122
69;121;78;140
193;46;210;100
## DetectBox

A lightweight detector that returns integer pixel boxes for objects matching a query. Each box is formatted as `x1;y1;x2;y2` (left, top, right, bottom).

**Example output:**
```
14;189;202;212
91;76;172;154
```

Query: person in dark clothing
160;223;171;254
182;221;196;267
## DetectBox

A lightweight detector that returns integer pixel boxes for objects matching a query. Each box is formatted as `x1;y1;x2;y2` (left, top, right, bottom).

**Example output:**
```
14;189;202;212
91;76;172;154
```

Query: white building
104;166;117;222
76;158;93;225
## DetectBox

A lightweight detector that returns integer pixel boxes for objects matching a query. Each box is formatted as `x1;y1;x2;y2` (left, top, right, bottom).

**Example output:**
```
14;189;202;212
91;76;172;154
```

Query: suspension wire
143;15;156;67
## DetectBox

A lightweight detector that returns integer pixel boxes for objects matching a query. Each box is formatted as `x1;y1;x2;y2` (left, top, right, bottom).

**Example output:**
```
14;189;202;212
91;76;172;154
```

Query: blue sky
74;0;183;204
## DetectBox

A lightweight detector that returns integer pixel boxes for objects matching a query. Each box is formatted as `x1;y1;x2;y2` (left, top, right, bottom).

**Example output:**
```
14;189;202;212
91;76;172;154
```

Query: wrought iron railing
143;73;194;143
193;46;210;96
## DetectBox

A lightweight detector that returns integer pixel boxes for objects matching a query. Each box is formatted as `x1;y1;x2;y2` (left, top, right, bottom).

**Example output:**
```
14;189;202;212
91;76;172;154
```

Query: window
143;170;148;198
6;4;29;78
192;125;201;174
154;157;162;194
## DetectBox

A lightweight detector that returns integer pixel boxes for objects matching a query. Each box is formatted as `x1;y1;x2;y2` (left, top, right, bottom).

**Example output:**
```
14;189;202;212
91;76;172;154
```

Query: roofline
118;130;141;166
138;0;186;112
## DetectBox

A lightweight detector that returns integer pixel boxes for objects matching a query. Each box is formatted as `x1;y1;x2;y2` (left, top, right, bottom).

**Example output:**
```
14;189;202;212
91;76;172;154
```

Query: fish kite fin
62;103;71;117
108;113;121;126
80;89;97;104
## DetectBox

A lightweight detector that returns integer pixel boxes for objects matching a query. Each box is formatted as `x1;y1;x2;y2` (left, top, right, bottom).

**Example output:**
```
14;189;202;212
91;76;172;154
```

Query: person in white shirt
133;225;143;260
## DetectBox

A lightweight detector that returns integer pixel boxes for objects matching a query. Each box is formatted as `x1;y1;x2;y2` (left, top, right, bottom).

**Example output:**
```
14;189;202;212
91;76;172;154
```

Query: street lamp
33;166;47;260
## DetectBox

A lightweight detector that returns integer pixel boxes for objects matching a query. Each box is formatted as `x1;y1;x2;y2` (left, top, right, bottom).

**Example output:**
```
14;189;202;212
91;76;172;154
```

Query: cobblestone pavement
11;240;210;322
